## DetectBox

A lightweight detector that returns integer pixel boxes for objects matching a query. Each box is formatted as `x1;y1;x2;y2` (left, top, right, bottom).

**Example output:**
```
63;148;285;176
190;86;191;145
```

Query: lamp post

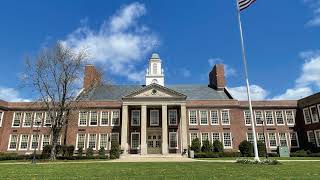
32;120;41;164
262;119;268;159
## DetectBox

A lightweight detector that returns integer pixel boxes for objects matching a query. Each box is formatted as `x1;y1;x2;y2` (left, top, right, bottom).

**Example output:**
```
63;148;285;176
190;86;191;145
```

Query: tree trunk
50;130;59;161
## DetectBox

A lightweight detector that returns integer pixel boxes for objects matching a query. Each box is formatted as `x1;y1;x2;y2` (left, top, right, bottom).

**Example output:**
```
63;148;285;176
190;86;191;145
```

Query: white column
141;105;147;155
180;104;188;152
121;105;128;155
162;105;168;155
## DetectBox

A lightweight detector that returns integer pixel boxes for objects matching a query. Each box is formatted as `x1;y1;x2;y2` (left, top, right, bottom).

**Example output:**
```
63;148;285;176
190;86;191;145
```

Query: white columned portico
121;105;128;155
180;104;188;152
162;105;168;155
141;105;147;155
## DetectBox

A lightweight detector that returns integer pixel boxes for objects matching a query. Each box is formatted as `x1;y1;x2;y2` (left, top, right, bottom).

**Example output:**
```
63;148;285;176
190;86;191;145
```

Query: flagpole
235;0;260;161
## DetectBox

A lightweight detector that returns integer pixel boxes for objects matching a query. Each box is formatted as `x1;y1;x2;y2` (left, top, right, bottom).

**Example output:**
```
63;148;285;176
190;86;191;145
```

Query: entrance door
147;133;162;154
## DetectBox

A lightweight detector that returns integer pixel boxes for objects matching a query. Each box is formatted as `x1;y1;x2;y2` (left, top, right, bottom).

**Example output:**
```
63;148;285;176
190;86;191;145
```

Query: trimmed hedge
195;152;241;158
290;150;320;157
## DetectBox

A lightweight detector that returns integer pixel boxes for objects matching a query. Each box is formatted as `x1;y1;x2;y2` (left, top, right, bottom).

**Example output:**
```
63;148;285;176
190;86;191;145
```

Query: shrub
77;147;83;157
42;145;53;159
257;140;267;157
65;145;75;158
194;152;220;158
236;159;281;165
239;140;253;157
201;140;213;152
110;141;120;159
98;147;106;158
86;147;94;157
212;140;223;152
190;138;201;153
55;145;62;156
304;142;320;153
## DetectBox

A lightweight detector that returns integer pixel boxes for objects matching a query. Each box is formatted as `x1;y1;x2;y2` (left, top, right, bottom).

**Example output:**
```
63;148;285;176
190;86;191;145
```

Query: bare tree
24;42;98;160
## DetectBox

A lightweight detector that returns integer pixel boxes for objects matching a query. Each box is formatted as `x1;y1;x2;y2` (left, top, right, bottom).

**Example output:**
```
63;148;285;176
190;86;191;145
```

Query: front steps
116;154;193;162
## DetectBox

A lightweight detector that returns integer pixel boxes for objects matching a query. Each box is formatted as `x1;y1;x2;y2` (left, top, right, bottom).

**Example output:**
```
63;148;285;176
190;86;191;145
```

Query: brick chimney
209;64;225;91
83;64;101;89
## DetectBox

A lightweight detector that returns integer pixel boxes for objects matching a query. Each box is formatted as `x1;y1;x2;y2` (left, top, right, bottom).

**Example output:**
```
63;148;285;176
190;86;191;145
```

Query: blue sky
1;0;320;101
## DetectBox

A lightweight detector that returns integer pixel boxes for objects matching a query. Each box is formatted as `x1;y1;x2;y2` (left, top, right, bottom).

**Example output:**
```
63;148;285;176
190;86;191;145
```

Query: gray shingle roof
84;84;231;101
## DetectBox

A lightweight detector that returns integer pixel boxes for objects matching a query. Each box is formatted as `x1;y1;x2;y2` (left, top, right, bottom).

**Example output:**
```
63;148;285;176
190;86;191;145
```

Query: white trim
254;110;264;126
7;134;18;151
275;110;285;126
76;133;86;150
267;132;278;148
33;112;43;127
130;132;140;149
210;110;219;125
315;130;320;147
44;112;52;127
110;132;120;143
246;132;253;143
303;108;312;125
188;109;198;125
87;133;97;150
168;109;178;126
307;130;315;144
149;109;159;126
111;110;120;126
222;132;232;149
78;111;88;127
30;134;40;150
169;132;178;149
211;132;221;142
40;134;51;150
131;110;141;126
221;109;230;125
243;110;251;126
89;111;98;127
189;132;199;144
12;112;22;127
98;133;109;150
309;106;319;123
0;111;4;127
200;132;210;145
289;132;299;148
22;112;33;127
264;110;274;126
18;134;29;150
99;111;109;126
199;110;209;125
285;110;295;126
278;132;288;147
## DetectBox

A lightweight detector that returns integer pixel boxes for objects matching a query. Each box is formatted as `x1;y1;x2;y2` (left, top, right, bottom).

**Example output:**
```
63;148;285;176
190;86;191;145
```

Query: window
153;63;157;74
275;111;285;125
79;112;88;126
285;110;295;125
100;111;109;126
309;106;319;123
257;133;265;142
221;110;230;125
169;132;178;149
76;134;86;150
99;134;108;150
8;134;18;150
268;132;277;148
265;110;274;125
290;132;299;148
168;109;178;125
23;112;32;127
57;135;61;145
30;134;40;150
212;133;220;142
111;133;119;144
131;110;140;126
278;133;288;147
223;132;232;148
199;110;208;125
190;132;198;143
12;112;22;127
19;134;29;150
307;131;316;145
44;112;52;127
315;130;320;147
255;110;264;126
0;111;3;127
303;108;312;124
111;110;120;126
244;110;251;126
150;110;159;126
201;132;209;145
33;112;43;127
87;134;97;150
247;132;254;143
210;110;219;125
89;111;98;126
42;135;50;150
189;110;197;125
131;132;140;149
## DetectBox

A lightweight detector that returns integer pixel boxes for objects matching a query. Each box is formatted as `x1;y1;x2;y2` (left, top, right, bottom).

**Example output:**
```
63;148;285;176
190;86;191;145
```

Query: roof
82;84;231;101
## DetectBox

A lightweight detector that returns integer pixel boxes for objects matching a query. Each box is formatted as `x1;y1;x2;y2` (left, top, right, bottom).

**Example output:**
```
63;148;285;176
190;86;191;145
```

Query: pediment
123;83;186;100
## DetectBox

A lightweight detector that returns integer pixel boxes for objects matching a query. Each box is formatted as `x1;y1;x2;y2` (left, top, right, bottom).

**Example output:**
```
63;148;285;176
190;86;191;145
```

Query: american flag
238;0;256;11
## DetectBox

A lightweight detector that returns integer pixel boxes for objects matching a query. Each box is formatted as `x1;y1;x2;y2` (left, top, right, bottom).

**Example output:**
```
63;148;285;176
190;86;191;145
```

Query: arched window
153;63;157;74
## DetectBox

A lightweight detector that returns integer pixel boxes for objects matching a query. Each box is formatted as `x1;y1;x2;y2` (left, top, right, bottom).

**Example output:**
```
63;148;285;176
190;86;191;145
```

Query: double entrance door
147;132;162;154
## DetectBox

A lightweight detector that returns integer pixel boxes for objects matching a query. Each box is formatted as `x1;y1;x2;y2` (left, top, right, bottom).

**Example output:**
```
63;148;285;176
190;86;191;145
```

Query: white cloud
208;58;236;77
61;2;159;83
228;85;269;100
0;87;31;102
180;68;191;78
272;87;313;100
304;0;320;27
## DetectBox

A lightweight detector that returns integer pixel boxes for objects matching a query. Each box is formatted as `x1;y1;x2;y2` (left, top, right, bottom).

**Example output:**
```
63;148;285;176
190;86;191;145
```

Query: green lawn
0;161;319;179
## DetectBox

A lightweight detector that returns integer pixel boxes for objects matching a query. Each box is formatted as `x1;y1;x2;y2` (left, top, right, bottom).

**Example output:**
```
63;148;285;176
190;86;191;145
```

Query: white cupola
145;53;164;86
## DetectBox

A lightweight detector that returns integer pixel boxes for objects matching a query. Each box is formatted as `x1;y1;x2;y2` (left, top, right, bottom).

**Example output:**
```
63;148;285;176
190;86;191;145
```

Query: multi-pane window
247;132;254;143
131;110;140;126
275;111;285;125
307;131;316;145
88;134;97;150
131;133;140;149
303;108;312;124
100;111;109;126
190;133;198;143
23;112;32;127
223;132;232;148
210;110;219;125
257;133;265;142
255;111;264;125
268;132;277;148
244;110;251;126
12;112;22;127
89;111;98;126
201;133;209;145
31;134;40;150
212;133;220;142
0;111;3;127
19;134;29;150
290;132;299;148
44;112;52;127
221;110;230;125
279;133;288;147
111;133;119;144
79;112;88;126
8;134;18;150
77;134;86;150
33;112;43;127
265;111;274;125
169;132;178;149
315;130;320;147
189;110;197;125
168;109;177;125
99;134;108;150
309;106;319;123
199;110;208;125
150;110;159;126
111;110;120;126
42;135;50;149
285;110;295;125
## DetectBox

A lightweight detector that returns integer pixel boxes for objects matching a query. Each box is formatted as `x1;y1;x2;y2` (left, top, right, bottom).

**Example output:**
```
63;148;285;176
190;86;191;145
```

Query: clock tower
145;53;164;86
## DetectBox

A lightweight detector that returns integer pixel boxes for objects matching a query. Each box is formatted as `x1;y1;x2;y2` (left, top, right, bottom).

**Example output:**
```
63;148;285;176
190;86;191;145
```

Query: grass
0;161;320;179
196;157;320;160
